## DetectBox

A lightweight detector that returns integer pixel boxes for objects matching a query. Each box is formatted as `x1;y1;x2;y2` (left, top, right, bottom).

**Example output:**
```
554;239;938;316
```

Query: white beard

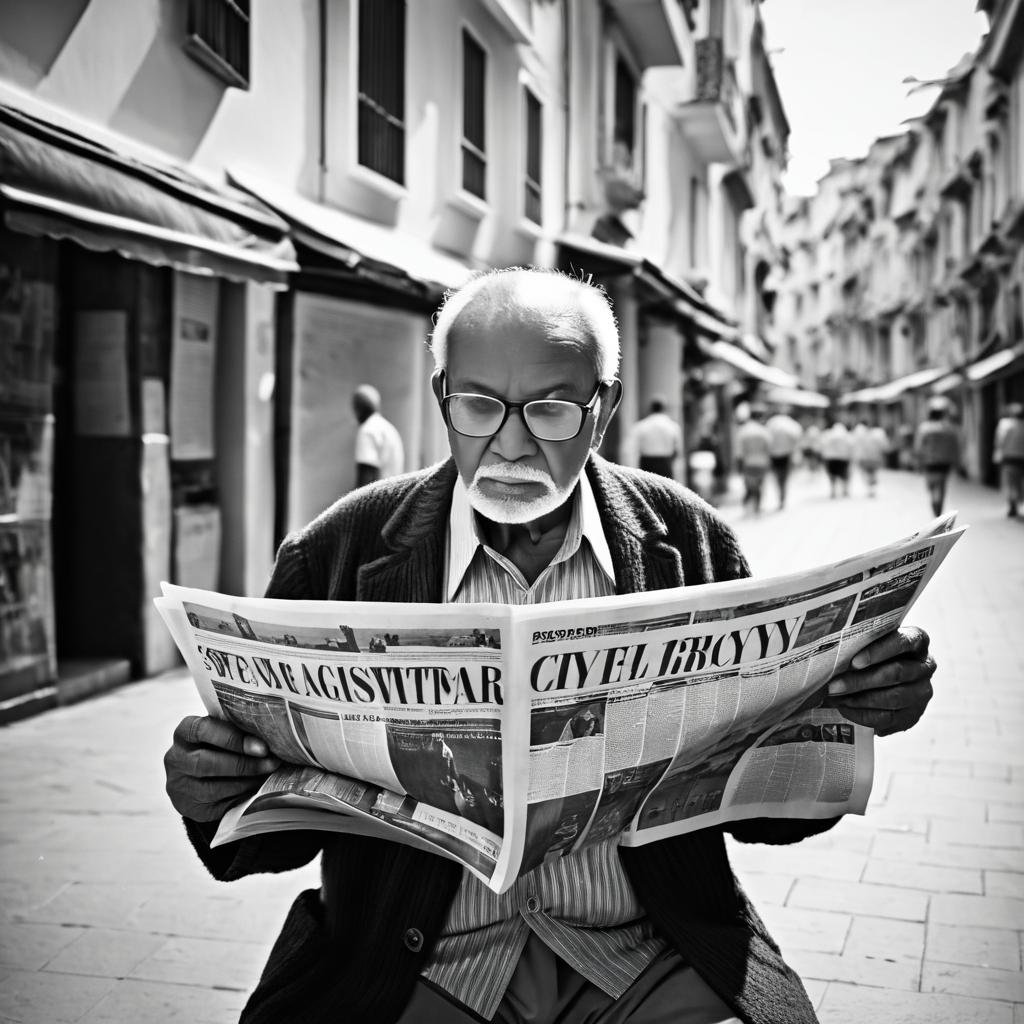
467;462;577;524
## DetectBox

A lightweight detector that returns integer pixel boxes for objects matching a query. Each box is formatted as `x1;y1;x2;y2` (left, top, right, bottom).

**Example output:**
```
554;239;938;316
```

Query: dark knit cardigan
186;455;832;1024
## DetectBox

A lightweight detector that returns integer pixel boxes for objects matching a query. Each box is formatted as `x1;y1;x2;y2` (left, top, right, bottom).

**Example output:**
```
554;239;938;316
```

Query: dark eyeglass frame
439;372;615;442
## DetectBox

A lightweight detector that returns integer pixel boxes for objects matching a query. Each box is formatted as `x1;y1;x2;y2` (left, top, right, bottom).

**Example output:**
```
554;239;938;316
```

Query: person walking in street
820;417;853;499
993;401;1024;518
735;406;772;514
353;383;405;488
800;417;822;472
851;420;889;498
627;395;682;479
765;406;803;509
914;397;961;517
163;268;937;1024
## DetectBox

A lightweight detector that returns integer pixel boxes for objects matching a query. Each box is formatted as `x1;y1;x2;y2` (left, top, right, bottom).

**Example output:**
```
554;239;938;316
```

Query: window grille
462;30;487;199
185;0;251;89
358;0;406;185
523;88;543;224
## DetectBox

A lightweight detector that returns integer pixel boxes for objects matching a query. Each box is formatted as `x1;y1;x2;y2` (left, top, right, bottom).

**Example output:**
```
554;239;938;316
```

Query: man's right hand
164;716;281;822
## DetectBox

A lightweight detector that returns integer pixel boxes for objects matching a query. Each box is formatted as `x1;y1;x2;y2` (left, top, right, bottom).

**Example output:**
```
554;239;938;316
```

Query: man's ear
591;379;623;449
430;368;446;410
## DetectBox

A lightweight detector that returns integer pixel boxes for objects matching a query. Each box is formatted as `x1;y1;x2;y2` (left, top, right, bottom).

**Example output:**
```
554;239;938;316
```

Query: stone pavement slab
724;467;1023;1022
0;467;1019;1021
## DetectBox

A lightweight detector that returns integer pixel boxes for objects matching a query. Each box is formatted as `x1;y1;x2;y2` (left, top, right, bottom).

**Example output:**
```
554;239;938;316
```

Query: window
461;30;487;199
613;56;637;168
688;176;699;267
357;0;406;185
523;87;542;224
185;0;251;89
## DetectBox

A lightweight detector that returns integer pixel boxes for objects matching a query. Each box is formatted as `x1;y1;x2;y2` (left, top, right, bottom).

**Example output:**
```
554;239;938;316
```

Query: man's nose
489;407;537;460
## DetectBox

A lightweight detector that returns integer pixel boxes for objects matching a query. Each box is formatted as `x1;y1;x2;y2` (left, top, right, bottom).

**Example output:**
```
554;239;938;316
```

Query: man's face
432;309;617;525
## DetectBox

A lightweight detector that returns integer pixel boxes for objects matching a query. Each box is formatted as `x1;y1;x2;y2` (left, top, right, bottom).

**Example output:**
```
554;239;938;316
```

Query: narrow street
0;467;1021;1023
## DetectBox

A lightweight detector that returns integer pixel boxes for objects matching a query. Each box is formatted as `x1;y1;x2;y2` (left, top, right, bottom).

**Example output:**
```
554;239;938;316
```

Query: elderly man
164;269;936;1024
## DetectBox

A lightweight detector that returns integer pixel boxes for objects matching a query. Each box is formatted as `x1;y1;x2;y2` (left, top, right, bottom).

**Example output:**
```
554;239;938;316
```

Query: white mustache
472;463;555;488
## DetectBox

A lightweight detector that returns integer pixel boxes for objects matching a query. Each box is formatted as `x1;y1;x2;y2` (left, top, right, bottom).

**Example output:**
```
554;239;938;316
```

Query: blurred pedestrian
896;422;916;470
353;383;405;488
820;418;853;498
687;432;720;501
800;417;822;472
993;401;1024;518
628;395;682;479
765;407;803;509
736;406;771;513
851;420;889;498
914;397;961;516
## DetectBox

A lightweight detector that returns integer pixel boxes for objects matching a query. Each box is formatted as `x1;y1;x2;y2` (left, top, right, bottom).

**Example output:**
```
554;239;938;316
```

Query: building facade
0;0;789;711
772;0;1024;477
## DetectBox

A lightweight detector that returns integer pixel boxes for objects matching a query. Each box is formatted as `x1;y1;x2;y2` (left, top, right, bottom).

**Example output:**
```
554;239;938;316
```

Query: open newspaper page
503;519;964;873
156;515;962;895
156;587;526;892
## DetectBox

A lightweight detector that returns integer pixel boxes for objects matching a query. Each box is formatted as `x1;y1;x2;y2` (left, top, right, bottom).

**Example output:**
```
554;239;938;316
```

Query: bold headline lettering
198;646;503;705
529;617;800;691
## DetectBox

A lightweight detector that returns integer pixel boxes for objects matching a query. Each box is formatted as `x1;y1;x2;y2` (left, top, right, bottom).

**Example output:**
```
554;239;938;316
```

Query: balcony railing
676;37;742;165
694;37;737;133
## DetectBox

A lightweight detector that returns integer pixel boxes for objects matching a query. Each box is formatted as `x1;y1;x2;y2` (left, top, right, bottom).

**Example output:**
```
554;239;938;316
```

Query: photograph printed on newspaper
156;513;963;894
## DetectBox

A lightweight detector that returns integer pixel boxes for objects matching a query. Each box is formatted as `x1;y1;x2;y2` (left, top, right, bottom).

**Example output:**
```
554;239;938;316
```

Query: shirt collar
446;469;615;600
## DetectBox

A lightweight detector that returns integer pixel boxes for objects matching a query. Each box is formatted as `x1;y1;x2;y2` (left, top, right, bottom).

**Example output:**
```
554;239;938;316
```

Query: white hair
429;268;621;379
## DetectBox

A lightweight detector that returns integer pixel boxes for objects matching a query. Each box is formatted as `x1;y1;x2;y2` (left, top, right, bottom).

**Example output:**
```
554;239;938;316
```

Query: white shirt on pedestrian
628;413;682;459
820;424;853;460
765;414;803;458
355;411;405;479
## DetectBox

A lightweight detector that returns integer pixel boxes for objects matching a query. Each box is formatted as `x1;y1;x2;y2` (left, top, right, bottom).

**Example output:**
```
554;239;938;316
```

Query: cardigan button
403;927;424;952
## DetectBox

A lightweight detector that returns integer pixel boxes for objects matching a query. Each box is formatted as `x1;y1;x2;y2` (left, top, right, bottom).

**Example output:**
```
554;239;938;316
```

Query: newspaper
156;513;963;894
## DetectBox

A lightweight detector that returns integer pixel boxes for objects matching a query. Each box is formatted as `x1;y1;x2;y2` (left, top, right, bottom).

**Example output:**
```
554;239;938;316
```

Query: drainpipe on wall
317;0;328;202
561;0;574;232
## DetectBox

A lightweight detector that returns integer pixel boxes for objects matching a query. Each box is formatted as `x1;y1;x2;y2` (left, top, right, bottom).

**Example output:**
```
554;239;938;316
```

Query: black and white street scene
1;2;1022;1022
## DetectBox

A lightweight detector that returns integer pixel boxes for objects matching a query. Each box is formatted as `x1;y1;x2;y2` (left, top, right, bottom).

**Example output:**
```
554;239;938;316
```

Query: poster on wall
170;272;219;460
74;311;131;437
173;504;221;592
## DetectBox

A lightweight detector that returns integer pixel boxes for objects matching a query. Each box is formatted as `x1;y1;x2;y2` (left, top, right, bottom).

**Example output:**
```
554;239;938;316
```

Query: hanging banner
170;272;219;460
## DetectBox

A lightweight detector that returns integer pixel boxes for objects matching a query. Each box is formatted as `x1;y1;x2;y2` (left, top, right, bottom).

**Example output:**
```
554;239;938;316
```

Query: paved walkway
720;466;1024;1023
0;467;1020;1022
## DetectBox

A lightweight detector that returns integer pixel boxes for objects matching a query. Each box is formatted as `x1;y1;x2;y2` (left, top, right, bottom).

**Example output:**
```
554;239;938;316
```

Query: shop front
0;104;296;717
226;171;474;539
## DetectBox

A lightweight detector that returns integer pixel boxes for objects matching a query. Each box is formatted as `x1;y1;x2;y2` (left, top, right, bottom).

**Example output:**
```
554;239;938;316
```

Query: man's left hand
824;627;935;736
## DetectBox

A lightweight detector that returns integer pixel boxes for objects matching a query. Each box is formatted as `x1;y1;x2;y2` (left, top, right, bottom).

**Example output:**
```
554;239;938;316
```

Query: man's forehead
452;277;587;335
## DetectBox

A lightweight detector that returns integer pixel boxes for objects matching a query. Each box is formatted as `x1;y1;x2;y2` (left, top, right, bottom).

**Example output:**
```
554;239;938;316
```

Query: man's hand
164;716;281;822
824;627;936;736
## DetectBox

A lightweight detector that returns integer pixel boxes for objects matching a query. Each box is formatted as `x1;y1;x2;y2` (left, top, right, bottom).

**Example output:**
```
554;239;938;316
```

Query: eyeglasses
441;376;613;442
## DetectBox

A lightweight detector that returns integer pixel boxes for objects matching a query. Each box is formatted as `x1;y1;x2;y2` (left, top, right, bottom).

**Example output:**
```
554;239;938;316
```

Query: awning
556;232;739;340
697;338;800;389
229;169;474;292
840;366;948;405
964;342;1024;384
740;333;771;361
931;372;963;394
763;385;831;409
0;105;297;285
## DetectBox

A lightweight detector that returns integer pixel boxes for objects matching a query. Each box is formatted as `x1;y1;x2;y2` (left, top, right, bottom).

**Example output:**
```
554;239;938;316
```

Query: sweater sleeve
182;531;326;881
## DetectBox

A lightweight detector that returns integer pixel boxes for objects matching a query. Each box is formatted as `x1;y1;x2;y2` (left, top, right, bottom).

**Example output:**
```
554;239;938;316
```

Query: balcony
674;37;743;165
606;0;690;68
479;0;532;43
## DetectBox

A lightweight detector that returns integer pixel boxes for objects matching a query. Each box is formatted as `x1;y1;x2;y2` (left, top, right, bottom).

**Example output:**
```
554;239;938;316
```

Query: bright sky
761;0;989;195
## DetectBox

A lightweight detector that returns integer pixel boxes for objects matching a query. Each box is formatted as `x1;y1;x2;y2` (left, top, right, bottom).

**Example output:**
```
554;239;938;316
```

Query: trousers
396;931;743;1024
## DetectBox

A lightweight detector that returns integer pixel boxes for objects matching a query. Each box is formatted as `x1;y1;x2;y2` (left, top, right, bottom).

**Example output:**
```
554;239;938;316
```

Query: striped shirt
421;473;669;1020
